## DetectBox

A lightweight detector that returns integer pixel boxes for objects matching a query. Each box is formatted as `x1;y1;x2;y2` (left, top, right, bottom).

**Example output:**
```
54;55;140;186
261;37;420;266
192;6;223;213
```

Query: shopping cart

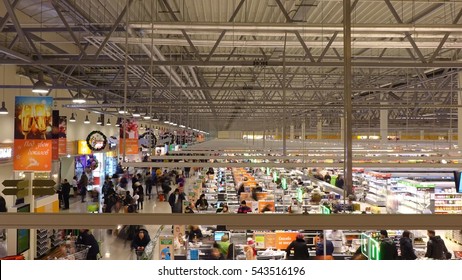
133;241;154;260
53;242;91;260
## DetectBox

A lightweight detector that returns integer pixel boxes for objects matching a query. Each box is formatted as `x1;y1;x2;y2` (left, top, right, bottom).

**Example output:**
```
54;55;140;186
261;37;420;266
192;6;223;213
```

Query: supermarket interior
1;0;462;261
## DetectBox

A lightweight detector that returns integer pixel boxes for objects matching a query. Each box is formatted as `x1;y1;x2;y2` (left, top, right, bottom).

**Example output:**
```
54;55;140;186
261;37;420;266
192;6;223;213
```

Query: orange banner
275;232;298;250
119;138;139;155
58;138;67;155
52;139;59;160
14;140;52;171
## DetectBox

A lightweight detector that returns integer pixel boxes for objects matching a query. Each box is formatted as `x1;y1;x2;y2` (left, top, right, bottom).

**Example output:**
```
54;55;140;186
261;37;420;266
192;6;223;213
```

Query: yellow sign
77;140;91;155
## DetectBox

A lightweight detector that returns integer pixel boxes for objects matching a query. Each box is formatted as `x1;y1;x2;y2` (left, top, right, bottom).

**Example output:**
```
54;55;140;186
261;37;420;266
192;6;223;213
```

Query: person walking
285;233;310;260
61;179;71;210
168;188;186;213
0;195;7;212
399;230;417;260
145;172;153;200
79;172;88;203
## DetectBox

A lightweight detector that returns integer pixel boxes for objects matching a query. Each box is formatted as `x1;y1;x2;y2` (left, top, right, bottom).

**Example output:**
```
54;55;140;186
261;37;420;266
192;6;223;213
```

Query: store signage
120;119;139;155
275;232;298;250
0;147;12;159
360;233;380;260
77;140;92;155
14;96;53;171
159;236;174;260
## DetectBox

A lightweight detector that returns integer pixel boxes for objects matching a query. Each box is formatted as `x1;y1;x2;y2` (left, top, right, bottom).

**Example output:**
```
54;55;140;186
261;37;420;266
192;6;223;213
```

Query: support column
420;130;425;141
275;128;279;139
253;131;255;145
317;115;323;140
343;0;353;196
449;129;453;145
458;72;462;148
301;121;306;141
340;117;345;142
290;124;295;140
263;129;266;149
380;93;388;143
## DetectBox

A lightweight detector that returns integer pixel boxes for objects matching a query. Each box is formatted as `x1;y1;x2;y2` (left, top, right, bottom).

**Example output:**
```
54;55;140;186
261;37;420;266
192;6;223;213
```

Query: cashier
316;233;334;257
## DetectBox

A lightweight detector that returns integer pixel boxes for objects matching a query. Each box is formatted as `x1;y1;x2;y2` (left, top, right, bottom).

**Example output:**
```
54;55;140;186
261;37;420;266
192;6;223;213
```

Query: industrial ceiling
0;0;461;134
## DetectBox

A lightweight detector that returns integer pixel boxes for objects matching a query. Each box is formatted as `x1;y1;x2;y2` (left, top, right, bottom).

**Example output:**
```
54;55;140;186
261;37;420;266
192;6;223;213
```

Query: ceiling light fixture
106;118;111;126
72;89;86;104
69;113;76;122
32;72;49;94
118;107;126;114
84;115;90;124
0;101;8;115
179;125;185;128
132;108;141;117
96;116;102;125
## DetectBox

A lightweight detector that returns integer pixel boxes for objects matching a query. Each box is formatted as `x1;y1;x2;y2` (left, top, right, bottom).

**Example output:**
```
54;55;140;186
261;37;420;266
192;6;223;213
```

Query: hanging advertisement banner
119;119;139;155
14;96;53;171
52;110;59;160
58;116;67;156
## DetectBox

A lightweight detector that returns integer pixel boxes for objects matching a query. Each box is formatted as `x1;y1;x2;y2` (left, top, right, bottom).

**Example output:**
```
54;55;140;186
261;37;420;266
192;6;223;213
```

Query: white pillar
449;128;453;144
420;130;425;141
458;72;462;148
380;93;388;143
340;117;344;141
301;121;306;141
317;117;322;140
290;124;295;140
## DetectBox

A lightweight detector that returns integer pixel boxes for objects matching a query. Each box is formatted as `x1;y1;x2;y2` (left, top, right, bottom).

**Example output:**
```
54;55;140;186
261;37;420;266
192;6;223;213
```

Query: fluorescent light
132;108;141;117
72;90;86;104
164;120;170;124
179;125;185;128
84;115;90;124
171;123;177;126
143;115;151;120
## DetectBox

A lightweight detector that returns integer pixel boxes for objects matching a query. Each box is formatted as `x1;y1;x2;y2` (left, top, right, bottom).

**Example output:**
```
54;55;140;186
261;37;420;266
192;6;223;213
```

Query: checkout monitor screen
214;231;230;241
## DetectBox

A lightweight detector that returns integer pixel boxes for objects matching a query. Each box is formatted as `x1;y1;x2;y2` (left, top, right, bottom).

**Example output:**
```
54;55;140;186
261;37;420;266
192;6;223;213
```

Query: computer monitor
214;231;230;241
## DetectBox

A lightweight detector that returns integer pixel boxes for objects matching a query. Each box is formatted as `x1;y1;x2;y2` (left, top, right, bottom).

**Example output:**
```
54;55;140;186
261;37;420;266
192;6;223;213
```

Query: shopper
0;195;7;212
425;230;451;260
399;230;417;260
216;234;231;256
379;230;398;260
187;225;203;242
285;233;310;260
324;172;332;184
71;176;78;196
169;187;186;213
335;175;344;189
237;200;252;214
131;229;151;251
135;183;144;210
221;205;230;214
316;233;334;258
76;229;100;260
246;238;257;258
184;166;191;178
78;172;88;203
145;172;153;200
210;247;225;260
195;194;209;211
60;179;71;210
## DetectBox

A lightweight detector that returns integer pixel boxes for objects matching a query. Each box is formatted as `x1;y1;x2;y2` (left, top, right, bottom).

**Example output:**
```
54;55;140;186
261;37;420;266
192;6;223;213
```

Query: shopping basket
55;242;91;260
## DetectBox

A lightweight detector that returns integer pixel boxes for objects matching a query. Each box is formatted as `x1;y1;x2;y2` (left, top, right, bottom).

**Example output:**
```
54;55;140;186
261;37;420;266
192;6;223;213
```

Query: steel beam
3;59;462;68
94;0;133;58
